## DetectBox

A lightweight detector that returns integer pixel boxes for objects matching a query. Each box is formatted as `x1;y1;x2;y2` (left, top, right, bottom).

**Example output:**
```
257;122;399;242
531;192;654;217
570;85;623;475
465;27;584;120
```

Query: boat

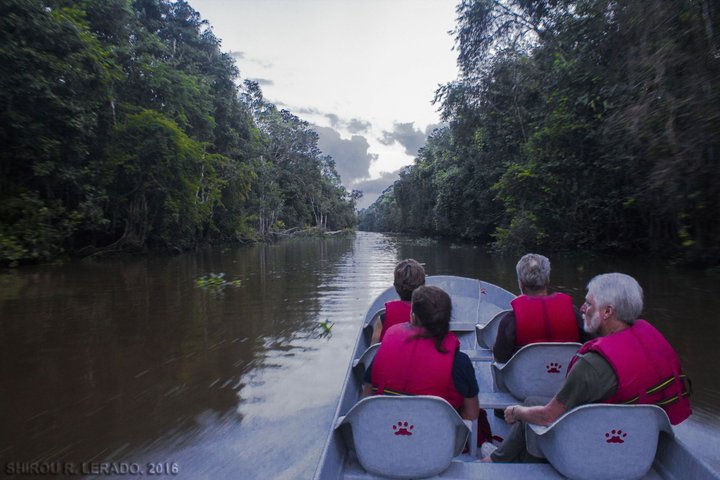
314;275;719;479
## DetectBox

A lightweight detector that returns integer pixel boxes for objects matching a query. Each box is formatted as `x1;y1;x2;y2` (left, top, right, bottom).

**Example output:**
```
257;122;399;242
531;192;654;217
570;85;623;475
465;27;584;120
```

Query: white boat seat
352;343;380;385
428;276;481;327
526;404;673;480
461;348;493;362
492;342;582;401
335;396;470;479
362;308;385;344
478;392;523;409
478;280;516;326
475;309;510;350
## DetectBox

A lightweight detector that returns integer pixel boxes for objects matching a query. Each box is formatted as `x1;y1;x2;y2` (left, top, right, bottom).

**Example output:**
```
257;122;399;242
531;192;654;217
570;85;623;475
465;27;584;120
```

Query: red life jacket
511;293;579;346
371;323;464;409
380;300;411;341
568;320;691;425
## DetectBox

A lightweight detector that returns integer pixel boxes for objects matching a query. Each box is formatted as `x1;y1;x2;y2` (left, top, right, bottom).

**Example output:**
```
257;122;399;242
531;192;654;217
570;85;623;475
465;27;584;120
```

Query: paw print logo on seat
605;429;628;443
546;362;562;373
392;421;414;436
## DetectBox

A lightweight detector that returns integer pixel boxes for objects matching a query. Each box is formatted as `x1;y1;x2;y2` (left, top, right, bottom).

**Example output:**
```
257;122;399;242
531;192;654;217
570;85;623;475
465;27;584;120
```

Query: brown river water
1;232;719;478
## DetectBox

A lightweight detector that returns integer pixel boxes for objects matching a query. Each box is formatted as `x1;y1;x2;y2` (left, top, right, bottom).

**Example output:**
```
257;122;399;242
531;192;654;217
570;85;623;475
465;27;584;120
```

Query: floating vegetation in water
195;273;242;292
406;237;437;246
315;319;335;339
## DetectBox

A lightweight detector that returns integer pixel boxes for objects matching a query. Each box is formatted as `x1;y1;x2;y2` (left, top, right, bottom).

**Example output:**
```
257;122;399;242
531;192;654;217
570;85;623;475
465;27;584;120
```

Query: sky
187;0;460;208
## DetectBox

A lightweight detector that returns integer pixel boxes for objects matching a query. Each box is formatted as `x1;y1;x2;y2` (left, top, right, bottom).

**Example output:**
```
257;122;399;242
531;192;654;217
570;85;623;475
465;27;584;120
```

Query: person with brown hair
363;285;480;421
371;258;426;344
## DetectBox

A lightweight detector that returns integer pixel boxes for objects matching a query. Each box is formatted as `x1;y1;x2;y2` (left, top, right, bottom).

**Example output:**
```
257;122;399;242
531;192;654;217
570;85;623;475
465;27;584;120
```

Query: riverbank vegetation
0;0;357;266
359;0;720;266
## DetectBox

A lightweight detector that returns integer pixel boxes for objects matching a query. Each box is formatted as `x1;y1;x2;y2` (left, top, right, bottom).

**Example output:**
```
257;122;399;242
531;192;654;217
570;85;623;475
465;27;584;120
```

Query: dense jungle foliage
360;0;720;266
0;0;357;265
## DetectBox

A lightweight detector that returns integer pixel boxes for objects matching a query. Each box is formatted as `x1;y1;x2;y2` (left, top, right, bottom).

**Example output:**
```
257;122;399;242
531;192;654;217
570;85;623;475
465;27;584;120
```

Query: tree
364;0;720;265
0;0;119;261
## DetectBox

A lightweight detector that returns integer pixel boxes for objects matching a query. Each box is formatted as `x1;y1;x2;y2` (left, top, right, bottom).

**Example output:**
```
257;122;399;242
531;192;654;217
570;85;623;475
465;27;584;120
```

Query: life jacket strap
645;375;675;395
371;386;413;396
622;373;691;406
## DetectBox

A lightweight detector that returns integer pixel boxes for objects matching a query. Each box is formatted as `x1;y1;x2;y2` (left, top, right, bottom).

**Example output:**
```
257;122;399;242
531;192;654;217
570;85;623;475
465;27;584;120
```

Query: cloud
295;106;323;115
229;50;273;68
313;126;377;186
325;113;341;129
288;107;371;133
424;123;446;136
350;171;401;209
378;122;427;157
347;118;371;134
330;116;371;134
323;114;371;134
351;171;400;194
252;78;275;86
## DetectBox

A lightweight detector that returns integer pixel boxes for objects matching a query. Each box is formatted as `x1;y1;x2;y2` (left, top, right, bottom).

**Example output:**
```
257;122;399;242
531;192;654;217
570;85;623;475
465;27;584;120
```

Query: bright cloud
188;0;458;198
313;126;378;185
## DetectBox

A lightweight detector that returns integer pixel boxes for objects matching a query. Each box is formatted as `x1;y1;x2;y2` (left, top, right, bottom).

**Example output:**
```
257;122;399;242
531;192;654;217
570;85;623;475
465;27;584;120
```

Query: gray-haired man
485;273;691;463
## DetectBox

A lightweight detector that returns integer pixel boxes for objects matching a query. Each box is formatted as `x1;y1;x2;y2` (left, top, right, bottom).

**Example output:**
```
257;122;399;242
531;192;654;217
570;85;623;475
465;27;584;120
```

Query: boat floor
340;455;666;479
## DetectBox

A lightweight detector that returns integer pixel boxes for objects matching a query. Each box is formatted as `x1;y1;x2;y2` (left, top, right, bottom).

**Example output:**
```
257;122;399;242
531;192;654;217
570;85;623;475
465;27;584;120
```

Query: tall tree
364;0;720;265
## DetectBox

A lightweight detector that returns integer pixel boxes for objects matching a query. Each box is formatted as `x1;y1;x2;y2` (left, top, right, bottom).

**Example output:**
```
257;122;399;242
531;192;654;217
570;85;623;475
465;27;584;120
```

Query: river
1;232;718;478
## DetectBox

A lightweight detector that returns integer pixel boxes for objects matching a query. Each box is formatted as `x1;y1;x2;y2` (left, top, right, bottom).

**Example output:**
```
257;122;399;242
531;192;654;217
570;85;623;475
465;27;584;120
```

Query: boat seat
450;325;478;350
492;342;582;401
477;392;523;409
428;276;482;327
526;404;673;480
478;280;516;327
362;308;385;344
352;343;380;385
461;348;493;362
475;309;510;350
335;396;470;479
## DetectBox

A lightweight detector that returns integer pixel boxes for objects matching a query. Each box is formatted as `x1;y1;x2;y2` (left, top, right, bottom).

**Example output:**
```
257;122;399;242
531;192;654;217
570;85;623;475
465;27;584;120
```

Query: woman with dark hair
363;285;480;420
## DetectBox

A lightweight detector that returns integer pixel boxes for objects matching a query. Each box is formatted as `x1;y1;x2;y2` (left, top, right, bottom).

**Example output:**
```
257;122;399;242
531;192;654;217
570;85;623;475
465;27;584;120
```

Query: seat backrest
427;276;481;326
478;280;516;324
336;396;469;479
352;343;380;385
492;342;581;400
363;308;385;344
525;404;673;480
475;309;510;349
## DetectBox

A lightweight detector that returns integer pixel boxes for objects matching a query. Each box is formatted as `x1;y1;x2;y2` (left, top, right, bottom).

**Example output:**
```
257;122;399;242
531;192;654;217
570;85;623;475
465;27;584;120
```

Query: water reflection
1;233;718;478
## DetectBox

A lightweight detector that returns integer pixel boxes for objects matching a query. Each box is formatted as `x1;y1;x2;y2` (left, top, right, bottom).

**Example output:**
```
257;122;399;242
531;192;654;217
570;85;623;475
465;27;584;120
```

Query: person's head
516;253;551;295
581;273;643;334
410;285;452;352
393;259;426;301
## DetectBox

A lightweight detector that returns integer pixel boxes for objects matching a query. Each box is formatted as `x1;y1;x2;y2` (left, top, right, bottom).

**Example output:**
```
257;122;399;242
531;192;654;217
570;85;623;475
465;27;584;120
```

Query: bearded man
484;273;691;463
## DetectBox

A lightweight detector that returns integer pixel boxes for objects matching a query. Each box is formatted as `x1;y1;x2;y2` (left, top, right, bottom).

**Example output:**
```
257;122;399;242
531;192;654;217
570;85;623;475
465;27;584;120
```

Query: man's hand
504;405;520;424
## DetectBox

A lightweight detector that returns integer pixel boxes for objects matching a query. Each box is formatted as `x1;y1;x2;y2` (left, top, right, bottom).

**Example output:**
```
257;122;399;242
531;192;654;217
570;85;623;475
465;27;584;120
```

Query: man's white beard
583;310;601;334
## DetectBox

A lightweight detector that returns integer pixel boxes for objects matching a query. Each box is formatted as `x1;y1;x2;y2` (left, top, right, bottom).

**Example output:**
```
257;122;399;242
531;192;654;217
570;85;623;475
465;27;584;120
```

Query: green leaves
0;0;356;265
364;0;720;266
108;109;233;247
